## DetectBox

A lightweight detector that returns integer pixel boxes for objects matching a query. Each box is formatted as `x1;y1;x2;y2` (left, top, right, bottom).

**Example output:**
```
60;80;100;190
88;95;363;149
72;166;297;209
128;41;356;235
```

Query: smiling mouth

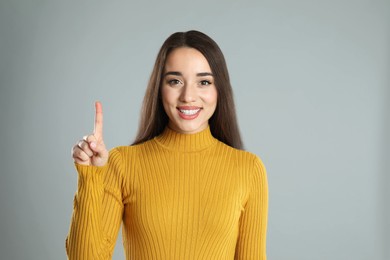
176;107;202;120
178;108;201;115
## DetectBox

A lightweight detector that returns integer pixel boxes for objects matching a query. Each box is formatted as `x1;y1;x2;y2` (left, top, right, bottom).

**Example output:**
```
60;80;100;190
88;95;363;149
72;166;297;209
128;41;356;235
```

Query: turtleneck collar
153;126;217;152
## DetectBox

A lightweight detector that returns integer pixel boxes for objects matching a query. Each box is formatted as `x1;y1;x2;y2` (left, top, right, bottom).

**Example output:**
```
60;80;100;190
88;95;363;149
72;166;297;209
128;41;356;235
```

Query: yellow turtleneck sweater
66;126;268;259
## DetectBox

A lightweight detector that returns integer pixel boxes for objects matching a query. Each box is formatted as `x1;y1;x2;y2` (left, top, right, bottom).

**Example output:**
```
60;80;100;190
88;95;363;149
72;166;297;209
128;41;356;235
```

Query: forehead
164;47;211;72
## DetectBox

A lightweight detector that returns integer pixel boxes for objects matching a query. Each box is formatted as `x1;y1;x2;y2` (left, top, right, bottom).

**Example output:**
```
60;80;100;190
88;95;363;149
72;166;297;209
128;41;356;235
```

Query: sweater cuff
74;162;108;188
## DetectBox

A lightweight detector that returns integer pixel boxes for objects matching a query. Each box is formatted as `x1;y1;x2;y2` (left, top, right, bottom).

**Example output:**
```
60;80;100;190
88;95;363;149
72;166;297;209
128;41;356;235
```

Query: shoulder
217;141;265;164
109;139;158;164
109;145;134;157
215;141;267;177
112;139;154;154
109;144;150;177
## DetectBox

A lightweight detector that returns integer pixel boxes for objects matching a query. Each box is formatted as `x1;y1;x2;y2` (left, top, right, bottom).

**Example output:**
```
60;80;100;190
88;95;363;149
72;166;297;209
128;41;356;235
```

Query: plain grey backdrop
0;0;389;259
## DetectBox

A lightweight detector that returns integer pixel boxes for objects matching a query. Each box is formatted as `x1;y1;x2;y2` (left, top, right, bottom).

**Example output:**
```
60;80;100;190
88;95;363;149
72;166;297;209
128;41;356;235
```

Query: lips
177;106;202;120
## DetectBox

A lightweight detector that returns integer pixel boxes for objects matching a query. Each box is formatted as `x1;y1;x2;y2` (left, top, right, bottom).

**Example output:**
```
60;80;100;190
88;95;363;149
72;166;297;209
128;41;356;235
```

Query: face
161;47;218;134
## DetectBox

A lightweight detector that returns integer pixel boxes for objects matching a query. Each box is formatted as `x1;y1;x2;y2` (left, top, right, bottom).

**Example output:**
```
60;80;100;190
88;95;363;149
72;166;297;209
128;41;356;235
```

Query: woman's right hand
72;101;109;167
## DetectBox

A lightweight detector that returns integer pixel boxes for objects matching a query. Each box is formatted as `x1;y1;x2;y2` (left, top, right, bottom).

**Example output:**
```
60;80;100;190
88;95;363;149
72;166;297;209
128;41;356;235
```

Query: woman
66;30;268;259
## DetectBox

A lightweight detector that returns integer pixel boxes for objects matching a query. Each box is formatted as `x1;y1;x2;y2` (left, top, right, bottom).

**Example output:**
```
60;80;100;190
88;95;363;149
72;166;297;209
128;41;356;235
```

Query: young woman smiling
161;47;217;134
66;30;268;260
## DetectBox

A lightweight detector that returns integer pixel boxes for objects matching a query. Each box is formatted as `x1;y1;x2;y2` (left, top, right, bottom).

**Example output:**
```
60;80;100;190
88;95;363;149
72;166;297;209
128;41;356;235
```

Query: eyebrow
163;71;214;77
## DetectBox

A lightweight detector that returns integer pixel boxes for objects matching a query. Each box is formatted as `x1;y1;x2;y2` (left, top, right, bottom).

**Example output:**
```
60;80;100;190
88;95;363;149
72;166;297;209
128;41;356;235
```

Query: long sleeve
235;156;269;260
66;147;124;260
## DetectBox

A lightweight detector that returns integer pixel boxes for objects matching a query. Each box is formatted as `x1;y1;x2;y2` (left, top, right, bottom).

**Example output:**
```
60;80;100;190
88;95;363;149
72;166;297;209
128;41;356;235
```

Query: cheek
161;87;173;107
161;87;171;115
202;87;218;107
161;87;182;121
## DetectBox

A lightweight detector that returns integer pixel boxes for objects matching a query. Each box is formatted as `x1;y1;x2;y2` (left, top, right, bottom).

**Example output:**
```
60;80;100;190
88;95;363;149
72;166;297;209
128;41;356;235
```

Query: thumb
83;135;106;154
89;140;98;150
90;140;106;154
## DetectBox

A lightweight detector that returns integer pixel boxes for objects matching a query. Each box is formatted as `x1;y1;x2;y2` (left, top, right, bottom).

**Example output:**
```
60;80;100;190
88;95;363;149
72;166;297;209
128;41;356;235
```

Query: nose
179;84;196;103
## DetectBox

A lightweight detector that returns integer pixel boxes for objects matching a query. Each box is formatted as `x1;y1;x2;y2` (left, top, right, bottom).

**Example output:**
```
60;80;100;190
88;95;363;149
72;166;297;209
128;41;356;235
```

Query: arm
66;147;124;260
235;156;269;259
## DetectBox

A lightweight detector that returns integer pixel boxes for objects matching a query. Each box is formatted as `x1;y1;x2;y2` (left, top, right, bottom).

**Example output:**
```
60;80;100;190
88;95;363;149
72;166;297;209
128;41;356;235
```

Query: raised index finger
94;101;103;139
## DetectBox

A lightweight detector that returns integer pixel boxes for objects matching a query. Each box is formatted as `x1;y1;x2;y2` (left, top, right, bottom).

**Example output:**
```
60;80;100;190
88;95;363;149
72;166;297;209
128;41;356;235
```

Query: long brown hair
132;30;243;149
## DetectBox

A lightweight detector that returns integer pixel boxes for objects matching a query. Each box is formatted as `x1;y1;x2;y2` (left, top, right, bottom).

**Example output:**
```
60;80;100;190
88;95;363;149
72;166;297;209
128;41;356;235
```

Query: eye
167;79;182;86
200;80;212;86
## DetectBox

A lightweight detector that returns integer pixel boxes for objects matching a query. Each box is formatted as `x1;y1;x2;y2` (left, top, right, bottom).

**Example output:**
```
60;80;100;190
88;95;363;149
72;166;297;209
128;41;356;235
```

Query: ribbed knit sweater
66;126;268;259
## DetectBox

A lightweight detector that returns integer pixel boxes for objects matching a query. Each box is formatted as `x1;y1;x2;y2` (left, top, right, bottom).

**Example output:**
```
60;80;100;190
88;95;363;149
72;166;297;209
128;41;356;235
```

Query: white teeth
179;109;200;115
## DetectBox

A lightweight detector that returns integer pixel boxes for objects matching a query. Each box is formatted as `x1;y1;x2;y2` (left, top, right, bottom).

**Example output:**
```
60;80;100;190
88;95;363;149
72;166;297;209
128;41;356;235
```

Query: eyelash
167;79;182;86
200;80;212;86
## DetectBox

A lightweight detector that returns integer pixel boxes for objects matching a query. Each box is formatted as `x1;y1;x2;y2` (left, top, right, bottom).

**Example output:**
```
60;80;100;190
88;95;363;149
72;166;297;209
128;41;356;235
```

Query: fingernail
90;142;96;148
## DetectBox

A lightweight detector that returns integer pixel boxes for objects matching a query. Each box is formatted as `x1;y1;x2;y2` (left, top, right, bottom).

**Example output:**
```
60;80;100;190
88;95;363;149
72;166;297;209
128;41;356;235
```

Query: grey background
0;0;388;259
